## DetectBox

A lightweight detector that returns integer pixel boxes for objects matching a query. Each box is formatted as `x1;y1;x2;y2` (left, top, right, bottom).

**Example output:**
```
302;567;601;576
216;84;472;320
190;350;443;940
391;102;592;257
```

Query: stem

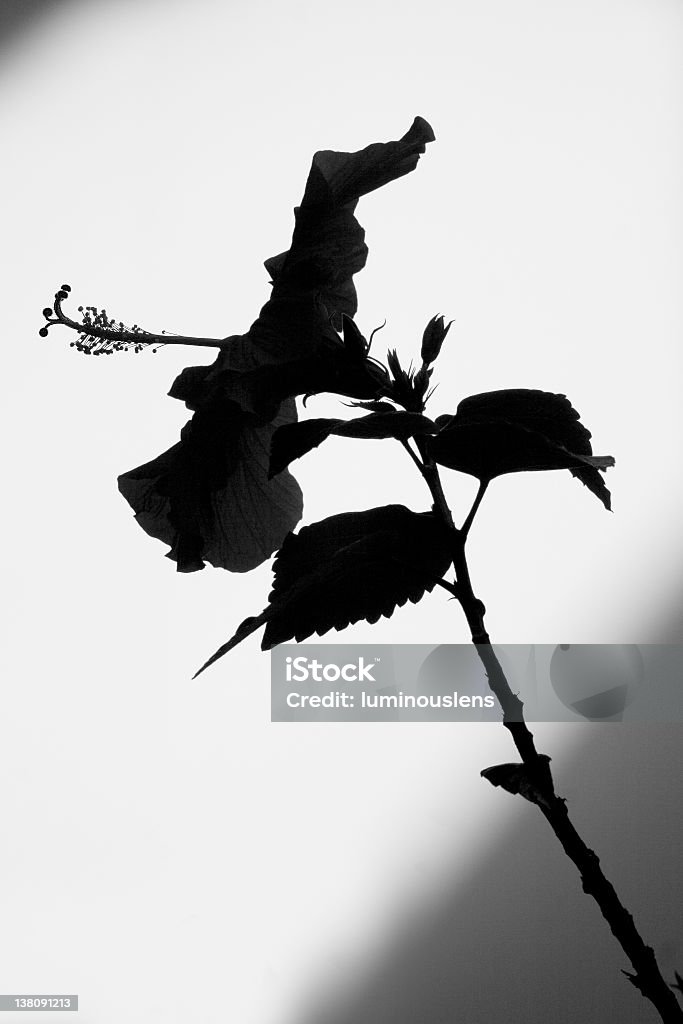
433;578;460;599
461;479;489;539
413;435;455;528
400;438;425;475
406;443;683;1022
453;540;683;1023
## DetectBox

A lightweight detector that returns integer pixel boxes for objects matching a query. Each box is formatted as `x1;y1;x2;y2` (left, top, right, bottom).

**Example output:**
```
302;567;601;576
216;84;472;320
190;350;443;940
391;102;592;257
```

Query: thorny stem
403;442;683;1023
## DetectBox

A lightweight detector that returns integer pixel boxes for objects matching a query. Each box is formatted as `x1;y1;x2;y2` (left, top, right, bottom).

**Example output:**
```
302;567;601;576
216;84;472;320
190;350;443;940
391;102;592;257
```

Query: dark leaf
346;400;398;413
270;411;437;477
481;755;552;806
192;615;269;677
265;506;452;646
428;389;615;509
195;505;454;676
335;411;436;439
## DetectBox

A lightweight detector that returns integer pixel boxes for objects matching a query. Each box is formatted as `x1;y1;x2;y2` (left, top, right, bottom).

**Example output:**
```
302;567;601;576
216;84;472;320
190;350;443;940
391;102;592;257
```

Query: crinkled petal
171;116;436;410
118;400;303;571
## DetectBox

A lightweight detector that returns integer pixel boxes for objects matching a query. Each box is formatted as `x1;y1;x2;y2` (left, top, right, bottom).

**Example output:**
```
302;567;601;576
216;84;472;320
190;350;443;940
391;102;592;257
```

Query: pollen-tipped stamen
39;286;227;354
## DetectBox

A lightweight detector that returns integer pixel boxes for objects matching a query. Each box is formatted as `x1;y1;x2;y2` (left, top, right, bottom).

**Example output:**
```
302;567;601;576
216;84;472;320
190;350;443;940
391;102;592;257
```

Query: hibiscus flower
42;117;435;571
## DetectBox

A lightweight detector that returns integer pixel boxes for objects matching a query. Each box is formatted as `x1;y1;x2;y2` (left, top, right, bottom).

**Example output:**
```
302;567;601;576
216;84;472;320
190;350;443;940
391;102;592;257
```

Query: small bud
386;348;403;381
42;307;53;318
421;314;453;365
38;327;48;338
413;365;432;402
61;284;71;292
57;289;68;300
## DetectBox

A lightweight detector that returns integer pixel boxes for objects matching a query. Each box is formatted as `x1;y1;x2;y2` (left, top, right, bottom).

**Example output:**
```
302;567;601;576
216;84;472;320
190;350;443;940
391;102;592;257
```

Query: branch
412;435;456;529
400;442;681;1020
451;532;683;1023
399;438;425;475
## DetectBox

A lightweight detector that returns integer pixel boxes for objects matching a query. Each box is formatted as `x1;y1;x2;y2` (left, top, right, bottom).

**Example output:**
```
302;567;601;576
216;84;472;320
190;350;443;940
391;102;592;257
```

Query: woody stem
406;442;683;1022
451;537;683;1023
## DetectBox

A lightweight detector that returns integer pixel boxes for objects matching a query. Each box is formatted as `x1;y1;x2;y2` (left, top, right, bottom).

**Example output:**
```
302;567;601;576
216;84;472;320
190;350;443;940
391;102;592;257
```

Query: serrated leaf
335;411;436;439
192;614;269;678
195;505;454;675
428;389;615;509
270;411;436;477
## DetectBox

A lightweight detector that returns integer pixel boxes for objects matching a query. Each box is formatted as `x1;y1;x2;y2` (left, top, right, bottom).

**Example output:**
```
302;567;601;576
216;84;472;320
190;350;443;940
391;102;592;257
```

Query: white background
2;1;682;1021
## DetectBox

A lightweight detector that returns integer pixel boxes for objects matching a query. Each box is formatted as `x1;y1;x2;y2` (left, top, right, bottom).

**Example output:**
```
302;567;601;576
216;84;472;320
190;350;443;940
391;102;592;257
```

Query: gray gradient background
2;1;683;1021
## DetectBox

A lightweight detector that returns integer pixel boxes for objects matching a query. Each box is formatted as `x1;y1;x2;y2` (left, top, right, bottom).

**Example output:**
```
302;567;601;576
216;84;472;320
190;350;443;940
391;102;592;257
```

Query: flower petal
172;116;436;413
118;399;303;572
265;115;435;326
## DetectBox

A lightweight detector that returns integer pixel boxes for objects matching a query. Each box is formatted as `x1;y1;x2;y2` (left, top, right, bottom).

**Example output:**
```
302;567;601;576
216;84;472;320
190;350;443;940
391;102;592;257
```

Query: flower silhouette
115;116;435;571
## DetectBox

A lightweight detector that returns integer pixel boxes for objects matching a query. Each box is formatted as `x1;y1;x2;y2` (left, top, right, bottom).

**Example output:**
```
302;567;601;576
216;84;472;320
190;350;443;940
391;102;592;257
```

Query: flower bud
421;314;453;365
386;348;403;382
413;364;432;404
